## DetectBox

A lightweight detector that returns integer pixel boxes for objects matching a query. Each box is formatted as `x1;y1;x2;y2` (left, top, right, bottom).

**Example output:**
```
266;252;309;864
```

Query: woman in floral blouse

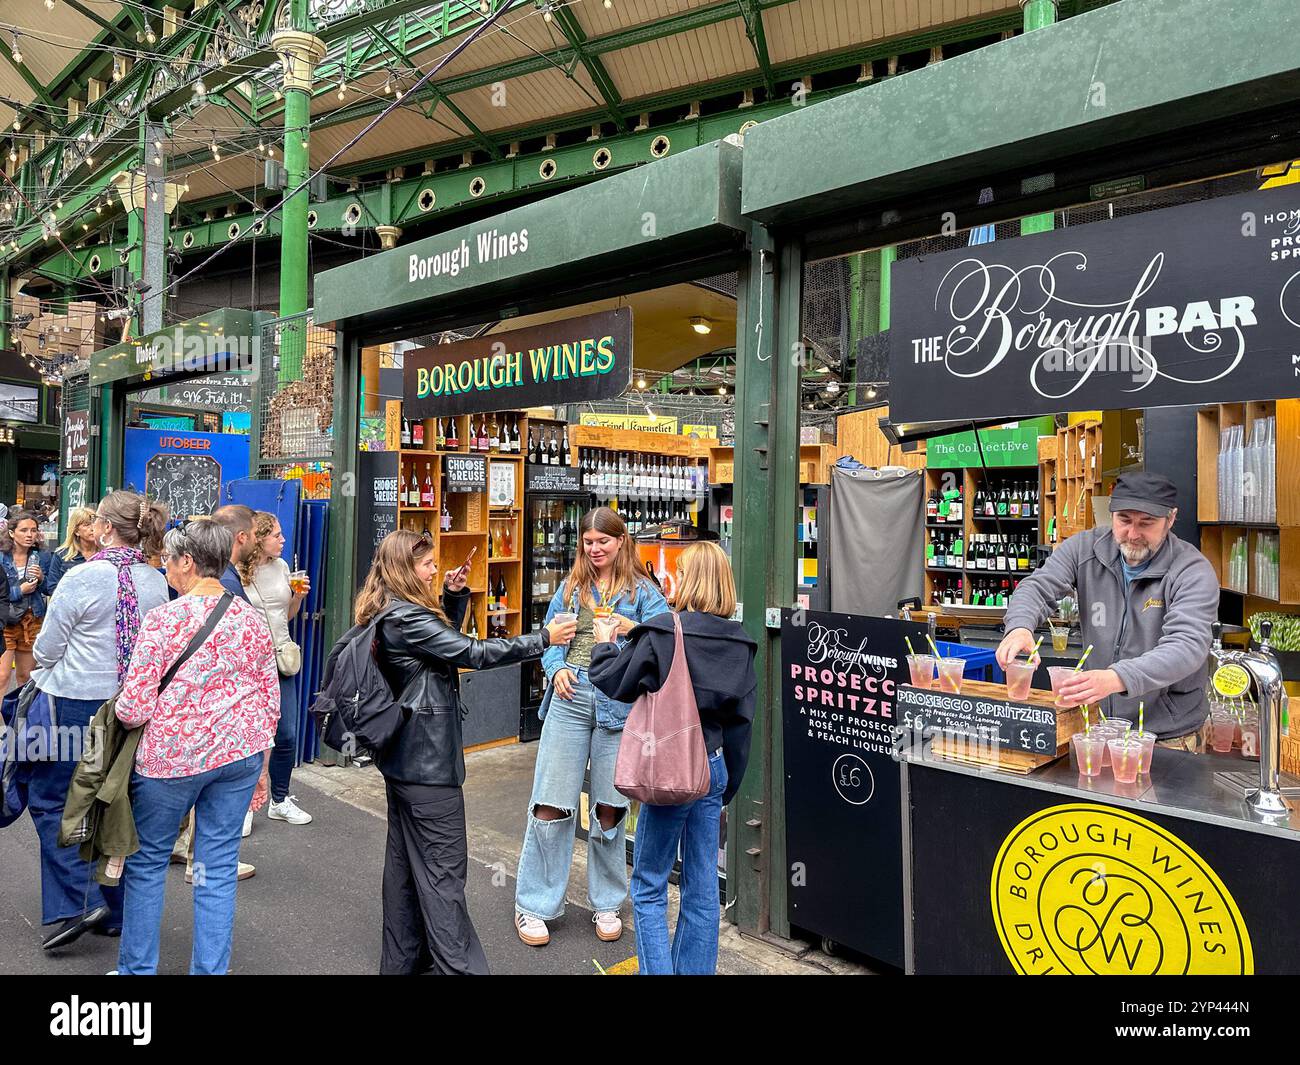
115;517;279;976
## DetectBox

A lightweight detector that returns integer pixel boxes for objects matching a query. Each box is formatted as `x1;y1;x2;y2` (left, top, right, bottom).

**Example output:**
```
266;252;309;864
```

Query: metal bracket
765;607;781;629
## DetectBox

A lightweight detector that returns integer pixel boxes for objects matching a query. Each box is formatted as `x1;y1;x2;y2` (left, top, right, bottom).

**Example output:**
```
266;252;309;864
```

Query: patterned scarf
91;545;148;683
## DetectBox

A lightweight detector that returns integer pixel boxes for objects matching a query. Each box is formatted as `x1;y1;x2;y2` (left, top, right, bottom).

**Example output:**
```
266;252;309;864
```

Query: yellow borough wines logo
990;804;1252;974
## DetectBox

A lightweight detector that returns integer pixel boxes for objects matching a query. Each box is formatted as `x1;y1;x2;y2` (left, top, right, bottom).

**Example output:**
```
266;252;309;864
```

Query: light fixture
11;118;19;132
194;79;207;97
56;199;63;209
690;316;711;335
644;403;657;425
604;0;612;7
153;153;161;166
718;385;727;395
826;380;840;395
866;385;878;399
336;79;347;101
154;139;162;151
383;77;392;95
7;148;15;163
636;375;646;389
394;89;403;100
258;139;266;153
543;4;553;22
146;29;156;44
86;155;93;166
10;32;21;65
44;0;55;10
274;88;283;101
480;0;489;11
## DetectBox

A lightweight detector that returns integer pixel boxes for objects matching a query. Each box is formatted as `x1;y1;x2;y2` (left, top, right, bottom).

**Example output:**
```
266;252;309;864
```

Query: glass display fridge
520;489;589;740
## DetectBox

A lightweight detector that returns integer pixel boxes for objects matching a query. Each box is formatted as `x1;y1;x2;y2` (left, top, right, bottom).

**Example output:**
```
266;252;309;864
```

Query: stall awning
89;309;264;389
314;138;745;341
741;0;1300;228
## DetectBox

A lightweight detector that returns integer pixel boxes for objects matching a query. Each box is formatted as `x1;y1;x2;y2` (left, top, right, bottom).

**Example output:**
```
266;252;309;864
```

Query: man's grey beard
1119;542;1152;565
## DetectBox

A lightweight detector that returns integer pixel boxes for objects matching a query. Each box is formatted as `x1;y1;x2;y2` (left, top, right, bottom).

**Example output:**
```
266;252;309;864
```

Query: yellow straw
1074;644;1094;672
1025;636;1044;663
905;636;917;657
926;634;942;660
1138;701;1144;734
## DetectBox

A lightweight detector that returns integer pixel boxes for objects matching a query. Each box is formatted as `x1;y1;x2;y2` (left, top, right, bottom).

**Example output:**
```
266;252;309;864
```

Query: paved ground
0;741;870;976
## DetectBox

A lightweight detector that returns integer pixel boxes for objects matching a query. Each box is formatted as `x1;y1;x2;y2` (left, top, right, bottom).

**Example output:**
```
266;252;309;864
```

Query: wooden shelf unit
707;443;833;486
1038;436;1059;546
395;410;529;639
1056;420;1103;541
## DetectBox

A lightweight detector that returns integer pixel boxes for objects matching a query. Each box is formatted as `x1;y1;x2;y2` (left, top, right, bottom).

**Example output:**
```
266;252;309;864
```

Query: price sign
1212;664;1251;699
896;685;1058;754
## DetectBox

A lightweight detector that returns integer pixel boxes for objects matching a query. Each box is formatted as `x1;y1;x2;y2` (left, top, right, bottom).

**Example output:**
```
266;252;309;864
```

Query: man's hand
1056;668;1125;708
995;627;1036;671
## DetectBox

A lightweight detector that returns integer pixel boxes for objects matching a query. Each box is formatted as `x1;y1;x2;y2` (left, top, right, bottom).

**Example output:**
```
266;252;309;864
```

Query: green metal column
272;6;326;385
0;264;9;351
879;244;895;331
730;226;801;940
845;250;882;404
1020;0;1058;235
324;328;361;646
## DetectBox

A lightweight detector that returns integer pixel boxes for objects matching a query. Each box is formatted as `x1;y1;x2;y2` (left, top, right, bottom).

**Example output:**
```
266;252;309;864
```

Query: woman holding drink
1;509;52;688
514;506;669;948
240;511;313;828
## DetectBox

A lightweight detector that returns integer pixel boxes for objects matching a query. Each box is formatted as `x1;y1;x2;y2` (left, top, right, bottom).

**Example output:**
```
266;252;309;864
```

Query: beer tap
1210;620;1299;817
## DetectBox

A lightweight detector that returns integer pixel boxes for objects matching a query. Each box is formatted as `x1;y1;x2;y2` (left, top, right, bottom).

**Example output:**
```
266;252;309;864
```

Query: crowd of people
4;495;755;976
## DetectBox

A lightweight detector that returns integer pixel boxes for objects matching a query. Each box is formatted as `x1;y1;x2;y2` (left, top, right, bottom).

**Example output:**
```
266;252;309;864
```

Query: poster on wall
404;309;632;418
444;453;487;493
122;428;250;520
890;186;1300;423
781;608;929;967
488;460;516;507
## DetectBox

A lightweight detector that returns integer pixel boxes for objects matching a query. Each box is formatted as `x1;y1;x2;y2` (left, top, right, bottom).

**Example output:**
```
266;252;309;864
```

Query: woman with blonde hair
331;528;575;974
513;506;669;948
239;510;312;828
43;506;98;595
590;540;757;975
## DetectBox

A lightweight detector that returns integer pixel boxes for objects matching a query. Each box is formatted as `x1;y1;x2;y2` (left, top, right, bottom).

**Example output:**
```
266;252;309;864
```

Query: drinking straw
926;634;942;660
1074;644;1094;671
1083;705;1090;735
1097;704;1108;722
1024;635;1044;663
905;636;917;657
1138;700;1144;734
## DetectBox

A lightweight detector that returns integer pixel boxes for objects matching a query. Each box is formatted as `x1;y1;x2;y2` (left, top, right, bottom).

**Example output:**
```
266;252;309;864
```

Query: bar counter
899;738;1300;974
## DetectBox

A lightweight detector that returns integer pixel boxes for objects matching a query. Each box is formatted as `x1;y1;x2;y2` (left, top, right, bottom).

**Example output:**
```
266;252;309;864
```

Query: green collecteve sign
925;417;1054;469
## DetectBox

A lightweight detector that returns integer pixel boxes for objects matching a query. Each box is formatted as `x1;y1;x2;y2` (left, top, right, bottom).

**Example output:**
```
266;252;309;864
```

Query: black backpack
311;606;404;757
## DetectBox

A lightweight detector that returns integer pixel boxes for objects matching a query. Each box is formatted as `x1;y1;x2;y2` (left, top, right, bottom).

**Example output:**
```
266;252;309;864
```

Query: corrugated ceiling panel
573;0;718;39
601;18;756;100
8;0;101;88
310;107;471;168
448;65;602;132
177;155;266;203
763;0;1016;66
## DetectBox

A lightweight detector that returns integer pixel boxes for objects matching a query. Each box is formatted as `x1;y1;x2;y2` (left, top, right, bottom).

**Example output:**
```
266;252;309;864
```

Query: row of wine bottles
399;463;454;531
402;414;525;454
927;531;1038;572
929;576;1028;608
581;448;706;500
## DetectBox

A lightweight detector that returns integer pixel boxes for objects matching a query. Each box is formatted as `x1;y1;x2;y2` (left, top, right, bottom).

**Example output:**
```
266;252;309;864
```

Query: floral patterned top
116;578;280;779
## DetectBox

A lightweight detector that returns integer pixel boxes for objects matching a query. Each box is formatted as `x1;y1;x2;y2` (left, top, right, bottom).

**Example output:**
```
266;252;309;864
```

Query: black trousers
380;779;489;975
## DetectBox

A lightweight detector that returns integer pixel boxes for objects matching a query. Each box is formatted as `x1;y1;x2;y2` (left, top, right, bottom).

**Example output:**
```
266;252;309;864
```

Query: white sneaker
593;911;622;942
267;796;313;825
515;912;550;947
242;810;253;838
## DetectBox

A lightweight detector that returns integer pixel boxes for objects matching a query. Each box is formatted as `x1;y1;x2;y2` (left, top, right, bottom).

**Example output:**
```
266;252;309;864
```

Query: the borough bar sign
890;188;1300;422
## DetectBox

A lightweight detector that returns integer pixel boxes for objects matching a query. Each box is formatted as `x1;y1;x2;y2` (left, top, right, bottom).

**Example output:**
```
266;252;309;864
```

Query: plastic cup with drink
1109;734;1144;784
1005;660;1035;702
936;657;965;694
907;654;936;689
1071;731;1107;777
1210;707;1237;753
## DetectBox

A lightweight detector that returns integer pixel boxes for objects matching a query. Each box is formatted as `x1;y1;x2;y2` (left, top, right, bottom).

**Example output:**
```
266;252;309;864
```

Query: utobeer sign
403;308;632;418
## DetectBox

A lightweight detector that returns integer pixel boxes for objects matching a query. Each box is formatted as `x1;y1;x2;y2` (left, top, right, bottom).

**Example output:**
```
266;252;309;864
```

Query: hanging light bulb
718;384;727;395
543;4;553;22
11;118;19;132
86;155;93;166
146;29;156;44
300;137;308;149
274;88;283;101
395;89;404;100
336;80;347;101
636;375;646;389
56;199;63;209
151;190;158;202
7;148;16;163
604;0;612;7
194;79;207;97
152;153;161;165
479;0;489;10
10;33;22;65
44;0;55;10
383;77;392;95
258;139;266;154
154;139;162;151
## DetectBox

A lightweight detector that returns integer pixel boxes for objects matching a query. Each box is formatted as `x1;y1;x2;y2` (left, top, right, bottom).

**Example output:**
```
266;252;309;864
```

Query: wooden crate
833;405;927;470
916;677;1084;775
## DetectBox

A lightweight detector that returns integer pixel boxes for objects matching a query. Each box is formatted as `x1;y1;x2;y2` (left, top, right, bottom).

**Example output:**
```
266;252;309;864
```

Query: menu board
356;451;399;583
895;684;1058;755
525;463;583;493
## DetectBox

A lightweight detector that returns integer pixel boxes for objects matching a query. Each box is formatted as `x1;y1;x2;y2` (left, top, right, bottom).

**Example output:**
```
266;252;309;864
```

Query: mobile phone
455;545;477;578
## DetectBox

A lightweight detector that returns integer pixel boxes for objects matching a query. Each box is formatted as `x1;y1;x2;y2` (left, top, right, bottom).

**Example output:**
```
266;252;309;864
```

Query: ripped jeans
515;670;628;920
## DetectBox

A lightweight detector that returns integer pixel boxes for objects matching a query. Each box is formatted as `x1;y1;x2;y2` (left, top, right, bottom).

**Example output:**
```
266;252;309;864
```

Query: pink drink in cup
1048;666;1077;706
907;654;936;689
1210;710;1236;754
1005;660;1035;702
1109;736;1143;784
1092;722;1128;767
1133;730;1157;774
1071;732;1107;777
936;657;965;694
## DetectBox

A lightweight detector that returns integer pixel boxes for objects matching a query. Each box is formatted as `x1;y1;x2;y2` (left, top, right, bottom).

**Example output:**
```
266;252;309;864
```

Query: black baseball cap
1110;471;1177;518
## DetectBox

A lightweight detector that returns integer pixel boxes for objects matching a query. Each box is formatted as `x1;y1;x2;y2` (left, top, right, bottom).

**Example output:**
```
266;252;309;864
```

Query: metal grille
257;311;336;465
62;370;90;412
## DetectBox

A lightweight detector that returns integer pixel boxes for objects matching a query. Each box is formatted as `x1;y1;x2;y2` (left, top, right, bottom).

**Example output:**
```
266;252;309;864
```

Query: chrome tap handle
1260;619;1273;654
1211;621;1223;651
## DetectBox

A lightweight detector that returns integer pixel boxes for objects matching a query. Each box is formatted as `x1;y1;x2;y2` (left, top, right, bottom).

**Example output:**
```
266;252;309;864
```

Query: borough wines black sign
404;308;632;418
890;188;1300;422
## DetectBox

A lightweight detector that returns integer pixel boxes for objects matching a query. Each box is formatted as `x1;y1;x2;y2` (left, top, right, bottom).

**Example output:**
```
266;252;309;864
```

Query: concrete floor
0;740;869;976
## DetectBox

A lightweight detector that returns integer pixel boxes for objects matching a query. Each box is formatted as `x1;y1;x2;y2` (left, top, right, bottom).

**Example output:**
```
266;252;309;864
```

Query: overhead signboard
404;309;632;419
90;309;262;389
890;188;1300;423
579;412;678;434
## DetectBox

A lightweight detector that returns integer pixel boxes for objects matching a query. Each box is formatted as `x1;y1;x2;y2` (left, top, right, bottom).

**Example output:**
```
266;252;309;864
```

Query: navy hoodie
589;610;757;804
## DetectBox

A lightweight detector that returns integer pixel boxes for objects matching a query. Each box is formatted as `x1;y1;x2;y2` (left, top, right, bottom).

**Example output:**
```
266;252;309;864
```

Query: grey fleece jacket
1002;527;1219;740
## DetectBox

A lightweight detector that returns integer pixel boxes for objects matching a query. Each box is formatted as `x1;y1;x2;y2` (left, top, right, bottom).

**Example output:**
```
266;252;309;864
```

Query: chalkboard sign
895;685;1058;755
356;451;400;583
526;464;583;493
444;454;487;493
145;454;223;519
63;411;89;471
781;610;929;967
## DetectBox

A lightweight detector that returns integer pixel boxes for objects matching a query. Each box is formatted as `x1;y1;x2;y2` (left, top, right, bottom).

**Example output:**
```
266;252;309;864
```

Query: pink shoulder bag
614;613;711;806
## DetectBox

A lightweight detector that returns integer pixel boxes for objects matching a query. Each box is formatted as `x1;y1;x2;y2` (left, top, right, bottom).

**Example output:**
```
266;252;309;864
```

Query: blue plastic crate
934;640;999;683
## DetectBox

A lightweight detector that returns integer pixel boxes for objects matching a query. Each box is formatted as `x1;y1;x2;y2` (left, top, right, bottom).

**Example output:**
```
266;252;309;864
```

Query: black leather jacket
374;587;549;786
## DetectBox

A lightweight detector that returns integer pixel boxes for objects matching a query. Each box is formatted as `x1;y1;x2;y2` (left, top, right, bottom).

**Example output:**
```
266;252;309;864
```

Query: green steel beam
61;0;137;49
735;0;776;95
0;39;59;111
550;6;625;129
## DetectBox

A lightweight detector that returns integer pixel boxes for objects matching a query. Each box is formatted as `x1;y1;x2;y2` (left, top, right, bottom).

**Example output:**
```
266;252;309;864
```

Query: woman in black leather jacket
351;529;576;975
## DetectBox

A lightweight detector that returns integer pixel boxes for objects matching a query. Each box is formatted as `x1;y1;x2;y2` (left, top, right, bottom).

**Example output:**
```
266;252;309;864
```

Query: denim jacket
538;577;669;730
2;549;53;621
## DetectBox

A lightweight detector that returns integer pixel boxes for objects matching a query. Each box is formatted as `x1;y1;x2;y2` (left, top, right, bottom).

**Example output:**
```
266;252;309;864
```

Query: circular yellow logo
991;804;1252;975
1212;664;1251;699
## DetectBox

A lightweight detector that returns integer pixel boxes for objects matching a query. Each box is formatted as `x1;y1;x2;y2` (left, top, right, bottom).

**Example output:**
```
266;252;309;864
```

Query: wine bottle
436;418;446;450
489;413;500;453
401;417;411;447
412;419;424;448
477;417;489;452
421;463;435;508
448;418;460;450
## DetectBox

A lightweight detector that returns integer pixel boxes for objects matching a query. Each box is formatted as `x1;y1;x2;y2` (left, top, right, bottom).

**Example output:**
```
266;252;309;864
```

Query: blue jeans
269;672;298;803
118;753;262;975
631;750;727;975
28;697;123;927
515;671;628;919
